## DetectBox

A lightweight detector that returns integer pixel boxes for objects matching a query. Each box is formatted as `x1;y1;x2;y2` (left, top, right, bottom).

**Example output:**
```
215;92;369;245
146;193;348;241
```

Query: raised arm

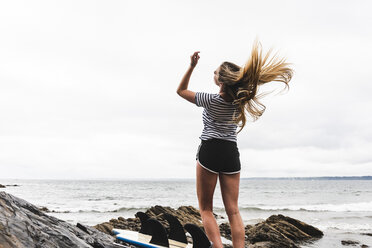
176;51;200;104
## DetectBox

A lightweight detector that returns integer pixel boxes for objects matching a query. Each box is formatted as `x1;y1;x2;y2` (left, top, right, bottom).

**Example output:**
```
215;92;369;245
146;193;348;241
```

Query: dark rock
219;222;231;239
39;206;50;212
246;222;300;248
341;239;360;246
94;222;115;235
266;214;323;238
5;184;20;187
243;214;323;248
247;241;288;248
341;239;369;247
0;191;118;248
77;223;90;234
361;233;372;237
0;184;5;188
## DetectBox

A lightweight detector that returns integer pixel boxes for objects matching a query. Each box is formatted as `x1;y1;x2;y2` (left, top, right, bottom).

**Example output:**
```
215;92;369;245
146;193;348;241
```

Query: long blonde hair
218;39;293;133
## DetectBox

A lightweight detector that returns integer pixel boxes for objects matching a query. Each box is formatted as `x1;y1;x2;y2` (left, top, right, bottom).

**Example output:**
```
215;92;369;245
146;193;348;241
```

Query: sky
0;0;371;179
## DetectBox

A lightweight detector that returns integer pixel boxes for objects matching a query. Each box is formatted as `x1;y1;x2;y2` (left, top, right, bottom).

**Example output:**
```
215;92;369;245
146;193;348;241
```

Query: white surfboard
113;229;191;248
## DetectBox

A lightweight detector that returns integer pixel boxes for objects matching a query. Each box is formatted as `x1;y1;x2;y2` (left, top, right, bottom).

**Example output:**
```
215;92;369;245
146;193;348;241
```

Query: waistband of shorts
201;138;237;145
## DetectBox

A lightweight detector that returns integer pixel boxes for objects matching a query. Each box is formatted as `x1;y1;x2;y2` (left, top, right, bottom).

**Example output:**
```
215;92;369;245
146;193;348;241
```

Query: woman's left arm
176;51;200;104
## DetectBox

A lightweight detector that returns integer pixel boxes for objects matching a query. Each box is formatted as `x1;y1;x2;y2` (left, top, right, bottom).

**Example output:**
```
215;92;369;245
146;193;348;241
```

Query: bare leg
219;172;245;248
196;161;223;248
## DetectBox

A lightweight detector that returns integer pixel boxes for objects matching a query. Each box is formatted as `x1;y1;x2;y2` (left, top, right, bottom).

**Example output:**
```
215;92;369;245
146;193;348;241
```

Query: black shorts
196;138;241;174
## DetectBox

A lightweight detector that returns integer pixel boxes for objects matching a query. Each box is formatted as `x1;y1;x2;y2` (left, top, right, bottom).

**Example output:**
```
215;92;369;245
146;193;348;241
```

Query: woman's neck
218;84;233;102
219;92;233;102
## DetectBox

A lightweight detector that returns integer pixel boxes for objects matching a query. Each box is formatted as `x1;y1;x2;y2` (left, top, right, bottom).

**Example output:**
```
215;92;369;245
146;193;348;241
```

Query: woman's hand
190;51;200;68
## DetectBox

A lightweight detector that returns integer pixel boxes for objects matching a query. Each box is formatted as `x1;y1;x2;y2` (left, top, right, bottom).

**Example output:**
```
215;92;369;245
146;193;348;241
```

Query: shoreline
1;179;372;247
46;207;372;248
1;191;326;248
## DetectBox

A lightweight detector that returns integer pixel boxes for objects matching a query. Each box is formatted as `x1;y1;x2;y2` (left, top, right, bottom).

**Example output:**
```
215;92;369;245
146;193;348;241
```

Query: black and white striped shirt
195;92;240;142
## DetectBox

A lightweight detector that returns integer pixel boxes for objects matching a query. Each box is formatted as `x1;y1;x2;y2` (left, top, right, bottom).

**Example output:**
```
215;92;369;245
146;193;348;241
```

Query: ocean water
1;178;372;247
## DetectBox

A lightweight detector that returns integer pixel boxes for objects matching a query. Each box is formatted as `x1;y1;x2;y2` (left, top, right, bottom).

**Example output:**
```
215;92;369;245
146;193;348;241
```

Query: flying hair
218;39;293;133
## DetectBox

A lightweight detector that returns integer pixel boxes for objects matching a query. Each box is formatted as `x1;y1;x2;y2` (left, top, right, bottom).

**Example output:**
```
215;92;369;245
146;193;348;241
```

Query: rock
341;239;360;246
219;222;231;239
0;184;5;188
244;214;323;248
266;214;323;239
340;239;369;248
0;191;119;248
5;184;20;187
247;241;286;248
246;221;300;248
361;233;372;237
146;205;203;228
39;206;50;212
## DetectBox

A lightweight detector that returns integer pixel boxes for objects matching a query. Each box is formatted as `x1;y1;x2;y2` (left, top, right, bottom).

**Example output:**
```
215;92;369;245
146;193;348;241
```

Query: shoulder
195;92;219;98
195;92;219;108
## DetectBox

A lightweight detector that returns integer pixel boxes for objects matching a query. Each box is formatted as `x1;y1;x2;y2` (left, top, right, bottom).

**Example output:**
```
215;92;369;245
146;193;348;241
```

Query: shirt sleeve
195;92;214;108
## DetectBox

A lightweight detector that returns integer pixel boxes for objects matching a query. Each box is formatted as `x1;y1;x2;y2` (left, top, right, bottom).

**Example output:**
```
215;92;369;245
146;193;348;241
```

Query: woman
176;40;293;248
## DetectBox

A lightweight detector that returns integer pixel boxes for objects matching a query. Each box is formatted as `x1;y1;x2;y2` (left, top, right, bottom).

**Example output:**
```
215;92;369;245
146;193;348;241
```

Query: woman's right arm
176;51;200;104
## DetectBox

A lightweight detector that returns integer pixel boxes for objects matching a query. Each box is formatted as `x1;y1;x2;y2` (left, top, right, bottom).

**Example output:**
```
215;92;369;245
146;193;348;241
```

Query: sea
1;178;372;247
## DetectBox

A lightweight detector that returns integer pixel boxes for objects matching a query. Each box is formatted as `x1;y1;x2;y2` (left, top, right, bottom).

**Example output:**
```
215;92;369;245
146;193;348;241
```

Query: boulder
245;214;323;248
341;239;360;245
341;239;369;247
0;191;119;248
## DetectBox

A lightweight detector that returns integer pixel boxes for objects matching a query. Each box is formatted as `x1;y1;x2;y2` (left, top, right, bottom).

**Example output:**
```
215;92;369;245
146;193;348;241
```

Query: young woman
176;40;293;248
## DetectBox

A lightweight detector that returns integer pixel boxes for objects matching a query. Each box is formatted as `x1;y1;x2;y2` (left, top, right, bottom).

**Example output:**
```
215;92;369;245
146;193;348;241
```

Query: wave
87;196;117;201
49;201;372;214
237;201;372;212
50;206;148;214
109;207;147;213
316;223;372;231
330;216;365;220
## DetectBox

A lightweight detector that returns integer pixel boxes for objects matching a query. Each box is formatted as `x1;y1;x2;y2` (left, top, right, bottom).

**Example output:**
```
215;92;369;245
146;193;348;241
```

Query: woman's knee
199;207;214;217
225;206;240;217
199;208;214;219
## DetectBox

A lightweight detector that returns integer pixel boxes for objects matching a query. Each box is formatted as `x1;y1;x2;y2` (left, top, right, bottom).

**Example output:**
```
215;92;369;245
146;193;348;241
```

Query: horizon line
1;175;372;181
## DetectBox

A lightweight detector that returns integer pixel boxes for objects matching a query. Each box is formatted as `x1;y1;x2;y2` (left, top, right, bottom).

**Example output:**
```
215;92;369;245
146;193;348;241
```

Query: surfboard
113;229;190;248
112;212;211;248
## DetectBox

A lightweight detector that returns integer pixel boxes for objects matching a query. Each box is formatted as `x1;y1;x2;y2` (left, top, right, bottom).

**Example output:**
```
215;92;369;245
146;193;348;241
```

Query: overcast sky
1;0;371;179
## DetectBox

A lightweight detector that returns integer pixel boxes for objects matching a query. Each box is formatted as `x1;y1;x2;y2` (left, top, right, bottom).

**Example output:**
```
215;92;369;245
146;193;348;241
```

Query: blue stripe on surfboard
116;236;166;248
114;229;190;248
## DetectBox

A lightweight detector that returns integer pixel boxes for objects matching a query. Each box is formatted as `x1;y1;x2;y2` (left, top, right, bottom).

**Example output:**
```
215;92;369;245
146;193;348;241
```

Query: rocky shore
95;205;324;248
0;190;348;248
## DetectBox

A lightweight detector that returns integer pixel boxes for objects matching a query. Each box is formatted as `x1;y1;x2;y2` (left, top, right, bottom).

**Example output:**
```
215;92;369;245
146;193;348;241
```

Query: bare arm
176;51;200;104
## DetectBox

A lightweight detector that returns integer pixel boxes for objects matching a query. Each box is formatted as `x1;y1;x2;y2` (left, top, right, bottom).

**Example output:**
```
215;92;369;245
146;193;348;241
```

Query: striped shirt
195;92;240;142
